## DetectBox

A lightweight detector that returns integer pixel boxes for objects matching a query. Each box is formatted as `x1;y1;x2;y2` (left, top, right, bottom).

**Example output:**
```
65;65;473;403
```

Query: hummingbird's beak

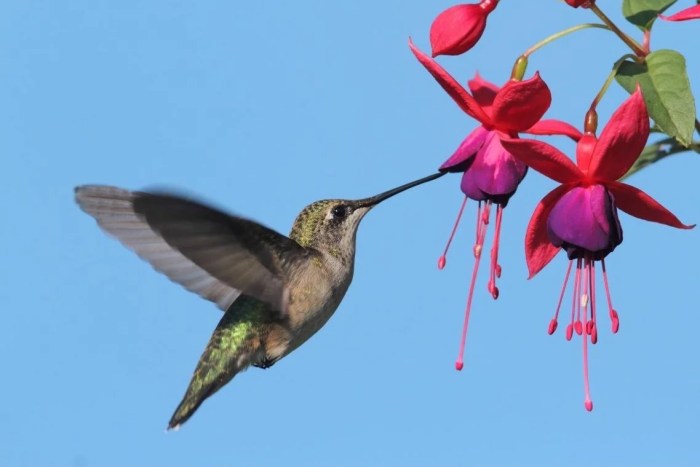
357;172;445;208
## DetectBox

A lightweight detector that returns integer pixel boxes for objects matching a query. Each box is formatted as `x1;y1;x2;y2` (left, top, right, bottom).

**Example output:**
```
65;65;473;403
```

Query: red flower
430;1;498;57
501;89;693;410
409;40;580;140
660;4;700;21
411;39;581;370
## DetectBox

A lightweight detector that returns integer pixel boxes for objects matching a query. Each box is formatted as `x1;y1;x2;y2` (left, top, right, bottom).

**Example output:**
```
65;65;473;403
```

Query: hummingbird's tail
167;301;267;430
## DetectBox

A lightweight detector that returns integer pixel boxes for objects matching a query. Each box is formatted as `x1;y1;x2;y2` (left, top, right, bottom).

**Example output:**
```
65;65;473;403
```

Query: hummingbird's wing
75;185;313;314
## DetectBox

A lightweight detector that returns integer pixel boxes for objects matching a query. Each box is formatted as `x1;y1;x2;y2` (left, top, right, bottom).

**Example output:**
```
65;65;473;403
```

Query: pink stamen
455;202;490;371
549;260;574;335
573;258;583;336
566;323;574;341
582;260;594;412
567;260;581;341
601;259;620;333
473;202;483;258
582;261;592;336
487;204;504;300
438;195;468;270
589;258;598;344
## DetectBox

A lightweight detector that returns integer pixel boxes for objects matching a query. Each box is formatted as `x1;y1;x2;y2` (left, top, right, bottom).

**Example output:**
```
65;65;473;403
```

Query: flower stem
588;3;646;57
590;55;635;111
643;30;651;54
522;23;610;58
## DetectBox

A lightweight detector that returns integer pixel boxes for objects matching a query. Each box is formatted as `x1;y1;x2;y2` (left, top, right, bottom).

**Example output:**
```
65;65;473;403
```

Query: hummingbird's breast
269;254;353;360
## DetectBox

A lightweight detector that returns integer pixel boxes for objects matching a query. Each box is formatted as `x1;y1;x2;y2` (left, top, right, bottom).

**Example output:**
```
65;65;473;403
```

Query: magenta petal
660;5;700;21
440;126;489;172
547;185;623;260
460;131;527;204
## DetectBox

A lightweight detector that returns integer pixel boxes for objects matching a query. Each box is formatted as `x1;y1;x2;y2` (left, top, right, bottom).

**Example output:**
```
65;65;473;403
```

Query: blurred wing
75;185;313;314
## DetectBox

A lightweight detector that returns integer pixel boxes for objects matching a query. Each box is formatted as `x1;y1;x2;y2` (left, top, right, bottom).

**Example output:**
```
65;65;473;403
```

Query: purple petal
460;131;527;204
440;126;489;172
547;185;623;260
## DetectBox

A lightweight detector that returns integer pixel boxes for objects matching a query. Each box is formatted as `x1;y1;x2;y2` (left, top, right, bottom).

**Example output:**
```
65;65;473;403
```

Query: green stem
523;23;610;58
590;55;636;110
695;118;700;137
588;3;646;57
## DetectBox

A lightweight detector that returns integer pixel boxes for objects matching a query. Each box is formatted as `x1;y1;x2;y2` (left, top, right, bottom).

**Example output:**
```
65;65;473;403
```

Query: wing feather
75;185;312;314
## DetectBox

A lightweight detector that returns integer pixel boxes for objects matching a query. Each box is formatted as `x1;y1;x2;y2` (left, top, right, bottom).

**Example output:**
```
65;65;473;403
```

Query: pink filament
601;259;620;333
582;257;593;412
571;258;583;337
473;202;483;257
550;260;574;335
438;195;468;270
487;204;504;300
589;259;598;344
455;203;491;371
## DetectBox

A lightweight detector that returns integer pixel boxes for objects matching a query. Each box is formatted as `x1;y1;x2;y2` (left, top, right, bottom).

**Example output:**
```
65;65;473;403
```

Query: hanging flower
429;1;499;57
410;40;581;370
501;89;694;410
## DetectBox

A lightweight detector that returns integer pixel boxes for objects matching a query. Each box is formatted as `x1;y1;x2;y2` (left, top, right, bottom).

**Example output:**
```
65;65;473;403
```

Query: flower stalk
522;23;610;58
588;3;646;56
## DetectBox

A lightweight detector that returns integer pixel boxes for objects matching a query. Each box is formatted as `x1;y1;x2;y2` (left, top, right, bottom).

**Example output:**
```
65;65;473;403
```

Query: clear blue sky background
2;2;699;466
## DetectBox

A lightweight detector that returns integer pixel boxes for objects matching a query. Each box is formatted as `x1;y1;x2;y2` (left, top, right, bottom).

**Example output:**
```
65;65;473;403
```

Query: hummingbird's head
289;199;371;261
289;172;445;262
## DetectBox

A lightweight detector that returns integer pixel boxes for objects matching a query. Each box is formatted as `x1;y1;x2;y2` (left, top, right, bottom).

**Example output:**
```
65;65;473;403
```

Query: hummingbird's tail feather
167;344;260;430
168;384;217;430
167;298;268;430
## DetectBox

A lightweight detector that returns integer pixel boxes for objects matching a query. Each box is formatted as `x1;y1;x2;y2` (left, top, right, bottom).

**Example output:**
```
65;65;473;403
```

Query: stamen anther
438;196;468;270
611;310;620;333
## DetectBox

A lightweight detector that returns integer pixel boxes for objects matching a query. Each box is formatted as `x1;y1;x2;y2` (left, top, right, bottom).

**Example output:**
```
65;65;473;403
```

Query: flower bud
429;1;497;57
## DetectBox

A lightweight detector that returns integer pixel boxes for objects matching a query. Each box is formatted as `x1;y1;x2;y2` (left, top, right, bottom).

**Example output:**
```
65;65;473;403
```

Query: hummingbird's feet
252;356;278;369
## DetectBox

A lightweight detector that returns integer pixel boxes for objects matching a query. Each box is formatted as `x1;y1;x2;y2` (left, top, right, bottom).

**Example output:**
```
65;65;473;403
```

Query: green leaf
622;0;677;30
615;49;696;147
622;137;700;179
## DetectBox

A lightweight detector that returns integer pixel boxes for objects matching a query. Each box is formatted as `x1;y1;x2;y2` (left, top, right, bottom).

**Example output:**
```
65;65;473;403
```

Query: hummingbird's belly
271;277;350;361
261;255;353;362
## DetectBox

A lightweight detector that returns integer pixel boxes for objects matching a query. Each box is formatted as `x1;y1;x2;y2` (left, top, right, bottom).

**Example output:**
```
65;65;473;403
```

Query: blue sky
2;2;699;466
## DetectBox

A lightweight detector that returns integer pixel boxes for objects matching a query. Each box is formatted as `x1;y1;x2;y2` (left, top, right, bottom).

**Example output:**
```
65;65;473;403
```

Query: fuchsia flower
660;4;700;21
410;40;581;370
501;89;694;410
430;1;498;57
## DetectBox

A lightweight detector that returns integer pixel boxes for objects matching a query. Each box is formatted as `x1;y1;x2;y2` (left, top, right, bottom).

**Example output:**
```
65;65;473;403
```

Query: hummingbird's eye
331;205;347;219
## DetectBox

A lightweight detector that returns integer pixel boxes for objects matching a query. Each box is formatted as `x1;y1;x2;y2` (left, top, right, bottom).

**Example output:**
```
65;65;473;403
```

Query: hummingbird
75;172;443;430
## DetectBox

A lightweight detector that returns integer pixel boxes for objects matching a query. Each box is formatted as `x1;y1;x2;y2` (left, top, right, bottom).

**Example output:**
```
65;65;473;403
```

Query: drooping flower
430;1;498;57
410;40;581;370
659;4;700;21
501;89;694;410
